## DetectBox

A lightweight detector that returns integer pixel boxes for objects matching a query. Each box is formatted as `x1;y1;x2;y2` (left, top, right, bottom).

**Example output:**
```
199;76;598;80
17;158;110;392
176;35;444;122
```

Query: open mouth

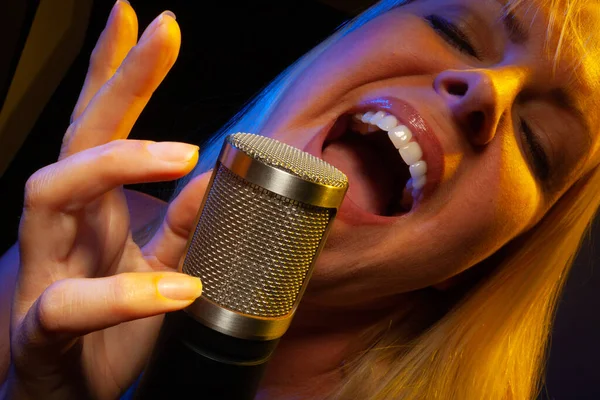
321;111;420;217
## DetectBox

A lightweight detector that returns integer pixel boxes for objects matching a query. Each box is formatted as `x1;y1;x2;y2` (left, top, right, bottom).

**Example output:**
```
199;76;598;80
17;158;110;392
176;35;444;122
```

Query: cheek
456;135;541;234
495;134;542;233
265;13;453;131
418;136;542;277
445;135;541;265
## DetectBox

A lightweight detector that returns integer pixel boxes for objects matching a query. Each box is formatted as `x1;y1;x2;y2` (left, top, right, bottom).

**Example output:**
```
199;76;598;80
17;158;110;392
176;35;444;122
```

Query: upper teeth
353;111;428;194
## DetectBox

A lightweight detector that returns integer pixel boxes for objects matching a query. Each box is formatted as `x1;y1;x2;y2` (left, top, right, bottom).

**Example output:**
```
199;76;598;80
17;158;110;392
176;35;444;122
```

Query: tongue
322;133;395;215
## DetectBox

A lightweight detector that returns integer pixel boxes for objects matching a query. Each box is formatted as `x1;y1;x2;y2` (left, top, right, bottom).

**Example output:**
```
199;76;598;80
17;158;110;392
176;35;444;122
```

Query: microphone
134;133;348;399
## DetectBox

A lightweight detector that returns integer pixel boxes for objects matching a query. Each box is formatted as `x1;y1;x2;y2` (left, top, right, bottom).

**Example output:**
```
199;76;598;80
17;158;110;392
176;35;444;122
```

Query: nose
434;69;509;147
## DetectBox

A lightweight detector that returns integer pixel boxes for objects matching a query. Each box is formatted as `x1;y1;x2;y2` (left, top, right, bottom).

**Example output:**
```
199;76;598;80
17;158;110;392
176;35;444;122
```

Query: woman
1;0;599;398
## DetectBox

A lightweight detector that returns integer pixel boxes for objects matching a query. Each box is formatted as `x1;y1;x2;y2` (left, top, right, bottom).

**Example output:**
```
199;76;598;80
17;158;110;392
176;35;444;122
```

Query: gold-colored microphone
135;133;348;399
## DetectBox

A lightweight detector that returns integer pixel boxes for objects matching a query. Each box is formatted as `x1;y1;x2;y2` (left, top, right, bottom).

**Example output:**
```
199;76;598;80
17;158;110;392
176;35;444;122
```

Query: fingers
62;11;181;158
13;272;202;351
69;0;138;126
143;171;213;269
24;140;198;214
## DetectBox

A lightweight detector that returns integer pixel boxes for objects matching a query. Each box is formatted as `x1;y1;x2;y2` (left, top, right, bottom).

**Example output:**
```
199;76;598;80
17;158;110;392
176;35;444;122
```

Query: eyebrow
502;9;528;44
496;1;529;44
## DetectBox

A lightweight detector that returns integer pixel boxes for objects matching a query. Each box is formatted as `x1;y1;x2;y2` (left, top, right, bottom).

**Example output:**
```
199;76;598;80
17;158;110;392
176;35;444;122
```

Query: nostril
467;111;485;135
446;81;468;96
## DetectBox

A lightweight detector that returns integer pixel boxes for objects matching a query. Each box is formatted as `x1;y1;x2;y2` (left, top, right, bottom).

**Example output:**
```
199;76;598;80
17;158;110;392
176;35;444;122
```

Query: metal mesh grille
182;165;331;317
229;133;347;188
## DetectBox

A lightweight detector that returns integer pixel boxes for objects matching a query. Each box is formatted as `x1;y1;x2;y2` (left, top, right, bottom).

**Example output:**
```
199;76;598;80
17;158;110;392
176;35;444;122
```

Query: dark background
1;0;598;398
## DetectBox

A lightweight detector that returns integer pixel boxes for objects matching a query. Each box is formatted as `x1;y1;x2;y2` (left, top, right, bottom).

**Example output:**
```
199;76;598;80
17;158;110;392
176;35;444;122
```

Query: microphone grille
182;133;347;321
228;133;347;188
183;165;331;317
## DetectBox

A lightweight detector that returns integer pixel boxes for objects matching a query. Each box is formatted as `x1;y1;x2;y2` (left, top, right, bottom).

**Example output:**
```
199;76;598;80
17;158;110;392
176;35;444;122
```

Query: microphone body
134;310;278;399
134;133;348;399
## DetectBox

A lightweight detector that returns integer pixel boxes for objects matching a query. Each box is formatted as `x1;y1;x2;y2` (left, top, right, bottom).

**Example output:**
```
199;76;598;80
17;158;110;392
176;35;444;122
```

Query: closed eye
520;120;550;181
425;15;479;59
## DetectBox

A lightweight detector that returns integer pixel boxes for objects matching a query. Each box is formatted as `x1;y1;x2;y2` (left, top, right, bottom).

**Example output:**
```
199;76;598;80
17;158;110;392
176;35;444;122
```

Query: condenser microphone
134;133;348;399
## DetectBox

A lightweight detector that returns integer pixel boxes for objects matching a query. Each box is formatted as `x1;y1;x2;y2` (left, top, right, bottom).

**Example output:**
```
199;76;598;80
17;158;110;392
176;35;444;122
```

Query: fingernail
107;0;122;22
147;142;199;162
162;10;176;20
139;10;176;43
112;0;129;14
157;274;202;301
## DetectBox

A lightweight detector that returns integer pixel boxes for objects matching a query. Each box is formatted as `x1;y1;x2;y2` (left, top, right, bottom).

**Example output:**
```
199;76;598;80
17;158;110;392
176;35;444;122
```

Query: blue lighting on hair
172;0;410;200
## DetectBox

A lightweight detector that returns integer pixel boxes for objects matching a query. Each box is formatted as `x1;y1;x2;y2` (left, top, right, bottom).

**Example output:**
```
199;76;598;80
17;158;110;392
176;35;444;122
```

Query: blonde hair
331;169;600;400
160;1;600;399
326;1;600;399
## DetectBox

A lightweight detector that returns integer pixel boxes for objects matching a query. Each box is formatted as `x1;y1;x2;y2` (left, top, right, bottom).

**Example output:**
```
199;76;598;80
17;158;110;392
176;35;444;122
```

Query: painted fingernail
117;0;130;5
147;142;199;162
157;274;202;301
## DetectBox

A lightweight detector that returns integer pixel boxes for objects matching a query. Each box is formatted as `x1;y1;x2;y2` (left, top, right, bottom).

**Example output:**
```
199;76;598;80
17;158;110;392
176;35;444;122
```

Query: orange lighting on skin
442;153;463;182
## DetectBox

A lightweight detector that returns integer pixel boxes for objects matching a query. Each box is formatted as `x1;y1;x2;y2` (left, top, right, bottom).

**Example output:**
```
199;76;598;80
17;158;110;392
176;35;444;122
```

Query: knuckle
97;139;126;164
110;70;148;103
101;74;121;96
90;45;121;74
88;46;103;70
63;120;80;146
61;119;87;156
35;284;65;333
129;85;151;104
23;169;49;210
130;139;150;155
98;139;145;163
106;57;124;75
68;110;77;125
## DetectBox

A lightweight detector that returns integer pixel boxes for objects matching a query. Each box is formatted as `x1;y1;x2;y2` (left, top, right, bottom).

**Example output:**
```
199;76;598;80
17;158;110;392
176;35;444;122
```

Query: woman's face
259;0;600;305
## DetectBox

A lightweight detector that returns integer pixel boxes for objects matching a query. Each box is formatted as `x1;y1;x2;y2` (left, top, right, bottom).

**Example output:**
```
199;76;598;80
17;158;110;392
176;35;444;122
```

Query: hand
5;2;211;398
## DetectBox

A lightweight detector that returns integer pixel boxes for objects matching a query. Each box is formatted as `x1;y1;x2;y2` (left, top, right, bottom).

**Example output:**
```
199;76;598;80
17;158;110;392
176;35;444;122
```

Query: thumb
143;170;212;269
13;272;202;353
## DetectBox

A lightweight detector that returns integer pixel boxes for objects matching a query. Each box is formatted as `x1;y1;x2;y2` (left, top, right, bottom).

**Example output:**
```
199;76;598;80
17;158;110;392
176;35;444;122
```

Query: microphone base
134;310;281;400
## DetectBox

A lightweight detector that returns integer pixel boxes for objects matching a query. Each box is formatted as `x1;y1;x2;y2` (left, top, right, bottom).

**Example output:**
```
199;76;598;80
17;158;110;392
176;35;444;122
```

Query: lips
304;97;445;225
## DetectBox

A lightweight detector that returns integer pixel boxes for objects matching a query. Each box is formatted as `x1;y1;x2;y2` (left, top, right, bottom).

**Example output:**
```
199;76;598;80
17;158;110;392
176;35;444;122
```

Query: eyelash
519;120;550;181
425;15;479;59
426;14;551;182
